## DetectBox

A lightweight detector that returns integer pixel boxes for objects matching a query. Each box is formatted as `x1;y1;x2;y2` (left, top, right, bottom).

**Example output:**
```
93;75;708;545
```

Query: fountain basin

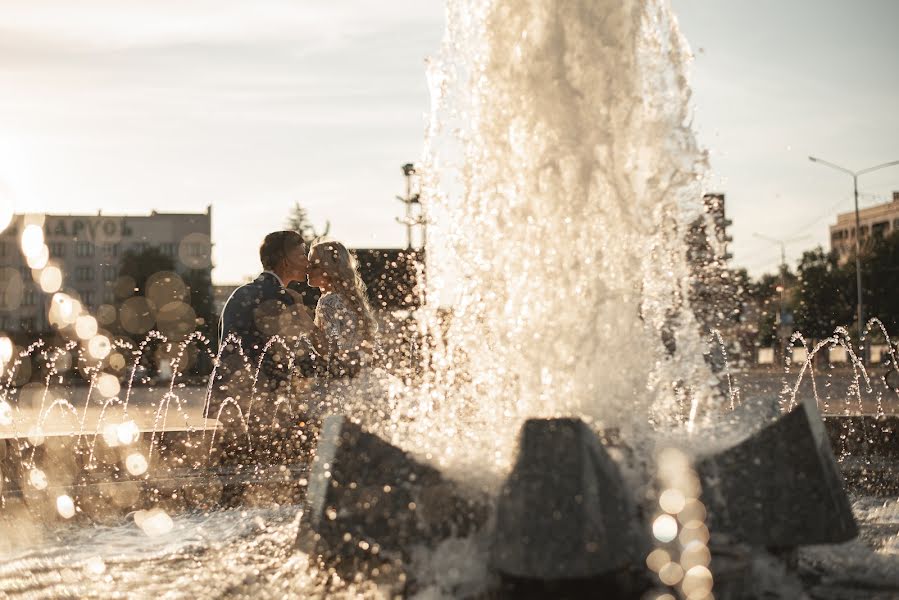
0;399;317;521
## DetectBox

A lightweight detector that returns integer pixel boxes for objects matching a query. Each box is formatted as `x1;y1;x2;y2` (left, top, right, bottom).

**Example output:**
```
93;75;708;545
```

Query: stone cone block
696;394;858;547
298;415;486;562
491;418;650;580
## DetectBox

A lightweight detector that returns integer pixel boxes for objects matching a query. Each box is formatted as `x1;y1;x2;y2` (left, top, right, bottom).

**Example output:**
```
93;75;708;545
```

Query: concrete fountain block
696;394;858;547
297;415;486;564
490;418;650;581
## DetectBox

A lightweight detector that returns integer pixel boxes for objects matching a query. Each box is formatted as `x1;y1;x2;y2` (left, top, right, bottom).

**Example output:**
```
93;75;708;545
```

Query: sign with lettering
44;218;133;240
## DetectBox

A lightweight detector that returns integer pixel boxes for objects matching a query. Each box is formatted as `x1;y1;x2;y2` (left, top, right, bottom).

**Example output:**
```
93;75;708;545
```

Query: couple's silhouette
212;230;380;467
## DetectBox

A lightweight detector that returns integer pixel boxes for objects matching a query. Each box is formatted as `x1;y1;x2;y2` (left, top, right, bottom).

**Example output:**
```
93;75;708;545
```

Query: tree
861;231;899;334
790;233;899;340
747;272;783;347
286;202;330;245
793;247;853;339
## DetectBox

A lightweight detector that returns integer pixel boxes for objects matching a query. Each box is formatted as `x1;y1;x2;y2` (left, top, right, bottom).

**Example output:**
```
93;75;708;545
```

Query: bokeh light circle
652;513;678;543
96;373;121;398
20;224;44;258
39;265;63;293
56;494;76;519
75;315;98;340
88;335;111;360
658;561;684;586
126;452;148;476
681;565;713;598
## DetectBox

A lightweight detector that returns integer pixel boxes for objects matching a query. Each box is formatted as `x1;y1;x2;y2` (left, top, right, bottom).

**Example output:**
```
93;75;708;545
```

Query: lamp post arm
856;159;899;177
808;156;855;177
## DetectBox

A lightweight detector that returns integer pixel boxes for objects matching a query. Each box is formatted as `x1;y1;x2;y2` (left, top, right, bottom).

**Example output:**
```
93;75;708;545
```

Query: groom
214;230;321;467
218;230;318;400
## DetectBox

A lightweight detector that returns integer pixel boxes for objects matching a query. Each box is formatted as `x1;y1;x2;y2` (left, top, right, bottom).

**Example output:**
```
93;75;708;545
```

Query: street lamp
808;156;899;359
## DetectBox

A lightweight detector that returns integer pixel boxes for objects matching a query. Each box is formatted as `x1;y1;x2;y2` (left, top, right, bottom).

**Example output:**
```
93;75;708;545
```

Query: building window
75;241;94;257
102;243;119;258
75;266;94;281
161;243;176;257
49;242;66;257
83;291;95;307
188;244;207;257
102;265;118;280
103;290;115;304
23;288;36;306
20;318;35;332
872;221;889;239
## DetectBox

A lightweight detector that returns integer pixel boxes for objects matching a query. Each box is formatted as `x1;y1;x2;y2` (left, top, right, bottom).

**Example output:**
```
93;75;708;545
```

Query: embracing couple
215;230;379;434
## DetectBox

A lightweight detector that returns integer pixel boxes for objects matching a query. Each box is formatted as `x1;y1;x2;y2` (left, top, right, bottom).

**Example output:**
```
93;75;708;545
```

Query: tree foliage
789;231;899;340
286;202;330;245
861;232;899;333
793;247;853;339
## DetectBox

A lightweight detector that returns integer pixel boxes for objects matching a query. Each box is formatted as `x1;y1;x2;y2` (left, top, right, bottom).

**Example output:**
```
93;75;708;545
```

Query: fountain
1;0;898;598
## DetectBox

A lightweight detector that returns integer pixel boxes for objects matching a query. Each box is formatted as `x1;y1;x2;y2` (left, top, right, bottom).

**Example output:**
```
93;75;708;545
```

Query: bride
301;239;385;424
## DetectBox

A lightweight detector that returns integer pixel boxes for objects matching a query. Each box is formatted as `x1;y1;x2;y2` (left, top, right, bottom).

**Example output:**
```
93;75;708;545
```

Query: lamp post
808;157;899;360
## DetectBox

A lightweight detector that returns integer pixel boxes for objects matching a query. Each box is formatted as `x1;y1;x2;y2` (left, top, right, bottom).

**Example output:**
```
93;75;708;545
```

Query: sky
0;0;897;283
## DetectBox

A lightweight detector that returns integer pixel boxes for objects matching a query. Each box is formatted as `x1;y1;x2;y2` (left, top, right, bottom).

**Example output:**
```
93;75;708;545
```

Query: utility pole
396;163;427;251
809;156;899;362
753;232;810;358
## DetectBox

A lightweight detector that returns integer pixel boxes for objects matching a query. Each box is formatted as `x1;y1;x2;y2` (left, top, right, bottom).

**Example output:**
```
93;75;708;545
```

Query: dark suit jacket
218;272;316;389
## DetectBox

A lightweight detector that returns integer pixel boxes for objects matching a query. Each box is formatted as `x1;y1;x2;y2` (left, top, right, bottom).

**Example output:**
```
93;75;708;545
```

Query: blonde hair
309;239;378;338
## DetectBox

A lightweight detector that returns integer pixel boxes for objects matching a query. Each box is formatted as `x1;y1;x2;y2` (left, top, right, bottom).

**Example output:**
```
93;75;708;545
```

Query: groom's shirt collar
261;270;285;288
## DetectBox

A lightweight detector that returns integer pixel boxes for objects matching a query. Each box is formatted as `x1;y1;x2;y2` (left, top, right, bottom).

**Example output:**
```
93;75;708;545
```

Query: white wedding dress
307;292;388;426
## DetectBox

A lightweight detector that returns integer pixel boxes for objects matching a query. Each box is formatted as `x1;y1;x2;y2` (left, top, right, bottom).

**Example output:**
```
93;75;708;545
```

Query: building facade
0;208;212;337
829;191;899;263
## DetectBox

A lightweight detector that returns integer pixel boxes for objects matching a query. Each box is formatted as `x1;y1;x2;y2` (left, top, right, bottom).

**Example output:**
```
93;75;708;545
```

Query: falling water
401;0;715;472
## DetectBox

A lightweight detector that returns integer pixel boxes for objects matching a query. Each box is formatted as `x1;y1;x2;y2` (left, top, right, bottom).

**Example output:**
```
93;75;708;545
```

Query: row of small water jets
0;330;326;536
3;316;896;481
707;316;899;418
